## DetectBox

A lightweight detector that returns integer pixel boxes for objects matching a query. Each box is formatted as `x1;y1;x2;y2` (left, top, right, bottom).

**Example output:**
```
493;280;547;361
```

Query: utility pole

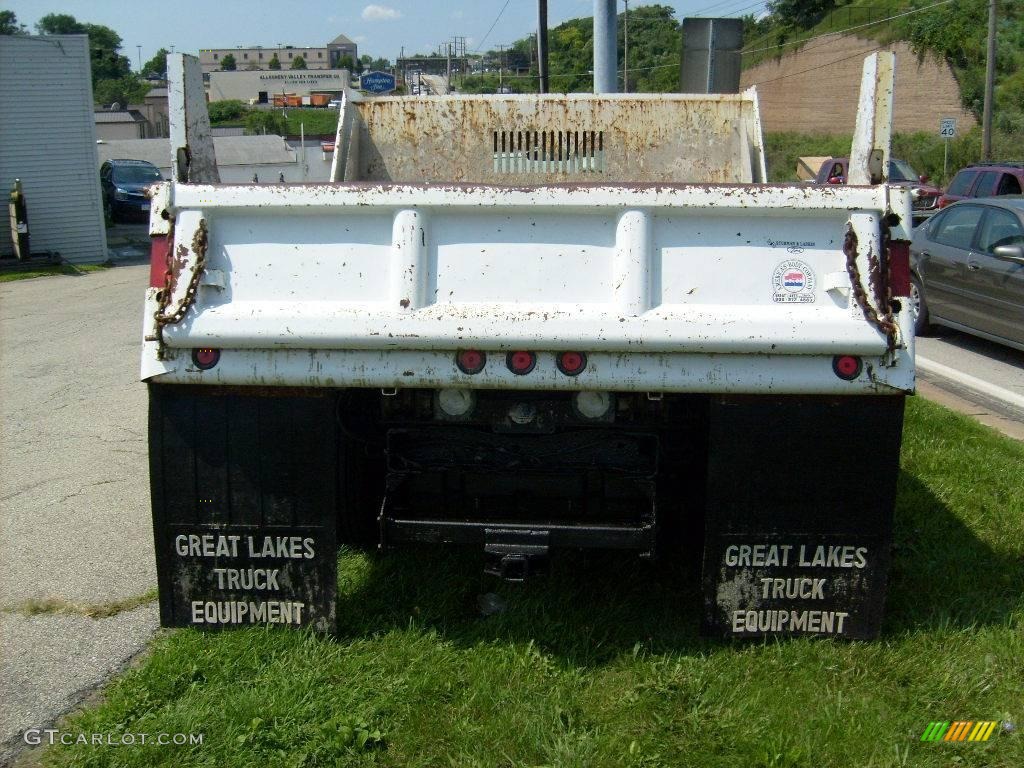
623;0;629;92
497;43;507;91
593;0;617;93
136;45;142;72
982;0;997;160
446;42;452;93
537;0;549;93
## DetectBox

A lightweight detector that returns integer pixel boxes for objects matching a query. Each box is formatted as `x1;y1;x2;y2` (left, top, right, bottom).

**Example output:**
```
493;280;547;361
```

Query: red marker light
832;355;862;380
556;351;587;376
456;349;486;375
506;351;536;375
192;348;220;370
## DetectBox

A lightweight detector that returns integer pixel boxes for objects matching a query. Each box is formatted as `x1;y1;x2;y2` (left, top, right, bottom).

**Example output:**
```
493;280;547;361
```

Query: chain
843;224;896;349
153;219;208;358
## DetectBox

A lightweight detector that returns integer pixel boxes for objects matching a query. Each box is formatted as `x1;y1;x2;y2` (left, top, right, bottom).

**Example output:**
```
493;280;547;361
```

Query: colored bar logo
921;721;998;742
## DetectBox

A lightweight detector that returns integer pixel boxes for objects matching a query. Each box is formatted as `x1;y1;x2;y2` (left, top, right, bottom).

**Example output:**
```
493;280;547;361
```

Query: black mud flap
148;385;338;632
701;395;905;640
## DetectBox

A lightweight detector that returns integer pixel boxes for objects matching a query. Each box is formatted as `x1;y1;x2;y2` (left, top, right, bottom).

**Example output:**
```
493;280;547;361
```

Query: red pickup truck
816;157;941;225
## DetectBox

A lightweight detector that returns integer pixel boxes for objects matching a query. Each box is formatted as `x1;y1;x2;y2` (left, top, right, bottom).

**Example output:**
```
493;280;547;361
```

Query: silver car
910;197;1024;351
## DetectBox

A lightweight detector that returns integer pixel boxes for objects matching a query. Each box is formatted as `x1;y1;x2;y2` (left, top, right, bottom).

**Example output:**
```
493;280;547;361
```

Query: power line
747;44;887;86
474;0;512;54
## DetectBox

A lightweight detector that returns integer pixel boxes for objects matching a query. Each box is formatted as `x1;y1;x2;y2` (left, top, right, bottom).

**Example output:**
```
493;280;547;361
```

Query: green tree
766;0;838;30
1;10;27;34
141;47;169;78
35;13;131;81
291;55;306;69
337;54;355;71
268;53;281;70
220;53;237;71
93;75;150;107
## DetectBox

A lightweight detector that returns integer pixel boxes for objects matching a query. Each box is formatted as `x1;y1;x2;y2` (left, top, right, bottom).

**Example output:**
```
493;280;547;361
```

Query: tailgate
143;181;915;394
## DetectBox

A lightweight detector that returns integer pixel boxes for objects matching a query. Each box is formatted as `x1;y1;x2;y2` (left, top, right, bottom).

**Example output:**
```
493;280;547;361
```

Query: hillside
745;0;1023;128
462;0;1022;131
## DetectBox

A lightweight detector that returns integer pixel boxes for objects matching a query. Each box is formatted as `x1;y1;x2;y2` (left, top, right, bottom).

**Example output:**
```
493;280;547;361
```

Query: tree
1;10;27;35
36;13;131;82
291;55;306;70
93;75;150;107
337;55;354;71
220;53;237;71
268;53;281;70
766;0;838;30
141;47;170;78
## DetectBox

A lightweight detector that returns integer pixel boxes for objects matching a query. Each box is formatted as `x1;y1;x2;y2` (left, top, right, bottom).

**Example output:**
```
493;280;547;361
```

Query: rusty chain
153;218;208;358
843;224;896;349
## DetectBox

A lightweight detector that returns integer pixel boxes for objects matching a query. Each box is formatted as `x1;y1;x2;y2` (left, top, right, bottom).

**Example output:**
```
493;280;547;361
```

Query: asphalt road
916;330;1024;440
0;261;158;765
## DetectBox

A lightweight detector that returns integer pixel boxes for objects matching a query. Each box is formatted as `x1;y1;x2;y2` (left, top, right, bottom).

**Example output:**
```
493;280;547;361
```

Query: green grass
40;398;1024;767
0;263;110;282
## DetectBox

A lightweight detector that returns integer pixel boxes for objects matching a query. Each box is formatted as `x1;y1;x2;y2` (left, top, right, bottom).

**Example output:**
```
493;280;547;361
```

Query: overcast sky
5;0;768;69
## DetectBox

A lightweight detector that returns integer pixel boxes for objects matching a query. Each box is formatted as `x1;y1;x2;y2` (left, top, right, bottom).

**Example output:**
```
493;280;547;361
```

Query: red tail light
149;236;170;288
832;355;862;380
937;196;952;209
192;348;220;370
556;351;587;376
506;351;536;375
888;240;910;297
455;349;486;375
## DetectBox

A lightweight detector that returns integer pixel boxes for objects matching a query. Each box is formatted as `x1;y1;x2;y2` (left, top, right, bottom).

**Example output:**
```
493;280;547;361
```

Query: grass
0;263;110;283
6;589;158;619
39;397;1024;767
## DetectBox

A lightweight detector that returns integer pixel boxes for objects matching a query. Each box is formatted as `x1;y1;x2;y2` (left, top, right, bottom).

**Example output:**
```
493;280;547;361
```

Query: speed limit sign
939;118;957;138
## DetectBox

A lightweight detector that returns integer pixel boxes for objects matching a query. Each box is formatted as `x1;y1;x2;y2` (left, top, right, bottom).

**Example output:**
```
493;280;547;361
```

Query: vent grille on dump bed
492;130;605;174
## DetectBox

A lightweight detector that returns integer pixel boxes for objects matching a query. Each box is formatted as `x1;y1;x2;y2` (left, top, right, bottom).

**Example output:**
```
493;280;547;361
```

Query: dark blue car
100;159;163;222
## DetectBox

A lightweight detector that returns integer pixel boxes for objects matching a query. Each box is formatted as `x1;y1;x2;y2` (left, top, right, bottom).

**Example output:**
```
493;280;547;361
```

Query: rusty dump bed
330;90;767;185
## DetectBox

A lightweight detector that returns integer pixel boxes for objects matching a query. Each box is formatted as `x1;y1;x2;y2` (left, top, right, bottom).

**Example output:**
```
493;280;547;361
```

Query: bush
207;100;249;124
244;110;287;136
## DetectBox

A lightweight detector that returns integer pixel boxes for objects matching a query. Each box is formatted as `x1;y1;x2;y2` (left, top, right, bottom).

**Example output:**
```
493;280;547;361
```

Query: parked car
909;197;1024;350
100;159;163;222
815;156;942;224
937;162;1024;208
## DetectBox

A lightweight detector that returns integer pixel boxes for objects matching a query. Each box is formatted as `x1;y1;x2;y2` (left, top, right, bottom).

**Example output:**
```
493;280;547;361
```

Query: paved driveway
0;265;158;764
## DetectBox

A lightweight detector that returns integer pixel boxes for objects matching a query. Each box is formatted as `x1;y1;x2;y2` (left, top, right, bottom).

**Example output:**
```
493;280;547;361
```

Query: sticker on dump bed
772;259;816;304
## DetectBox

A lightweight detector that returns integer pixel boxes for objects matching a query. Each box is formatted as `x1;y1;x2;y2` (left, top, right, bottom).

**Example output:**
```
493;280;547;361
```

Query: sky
5;0;768;70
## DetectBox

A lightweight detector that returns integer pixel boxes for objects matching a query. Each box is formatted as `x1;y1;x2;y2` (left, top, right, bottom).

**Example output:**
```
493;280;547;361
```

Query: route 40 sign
939;118;957;139
360;71;396;94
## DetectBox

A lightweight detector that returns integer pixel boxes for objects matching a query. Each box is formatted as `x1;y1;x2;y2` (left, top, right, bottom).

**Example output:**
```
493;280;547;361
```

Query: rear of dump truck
144;54;914;639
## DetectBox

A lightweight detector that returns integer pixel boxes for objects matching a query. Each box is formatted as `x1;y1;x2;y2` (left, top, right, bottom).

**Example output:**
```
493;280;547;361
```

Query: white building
0;35;107;263
208;69;351;103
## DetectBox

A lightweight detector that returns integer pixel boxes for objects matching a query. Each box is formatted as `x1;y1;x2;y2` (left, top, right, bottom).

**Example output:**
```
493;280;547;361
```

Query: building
199;34;357;74
0;34;107;263
95;135;331;183
208;68;351;103
94;109;150;140
141;86;169;139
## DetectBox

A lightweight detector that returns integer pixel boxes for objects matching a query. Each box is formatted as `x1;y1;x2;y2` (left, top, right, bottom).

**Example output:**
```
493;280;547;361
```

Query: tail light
937;195;952;209
149;236;170;288
506;351;536;375
832;355;862;380
192;348;220;370
887;240;910;297
455;349;486;375
556;351;587;376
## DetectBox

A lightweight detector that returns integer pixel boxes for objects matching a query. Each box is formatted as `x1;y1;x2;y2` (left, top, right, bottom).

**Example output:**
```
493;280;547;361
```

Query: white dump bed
142;55;914;395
